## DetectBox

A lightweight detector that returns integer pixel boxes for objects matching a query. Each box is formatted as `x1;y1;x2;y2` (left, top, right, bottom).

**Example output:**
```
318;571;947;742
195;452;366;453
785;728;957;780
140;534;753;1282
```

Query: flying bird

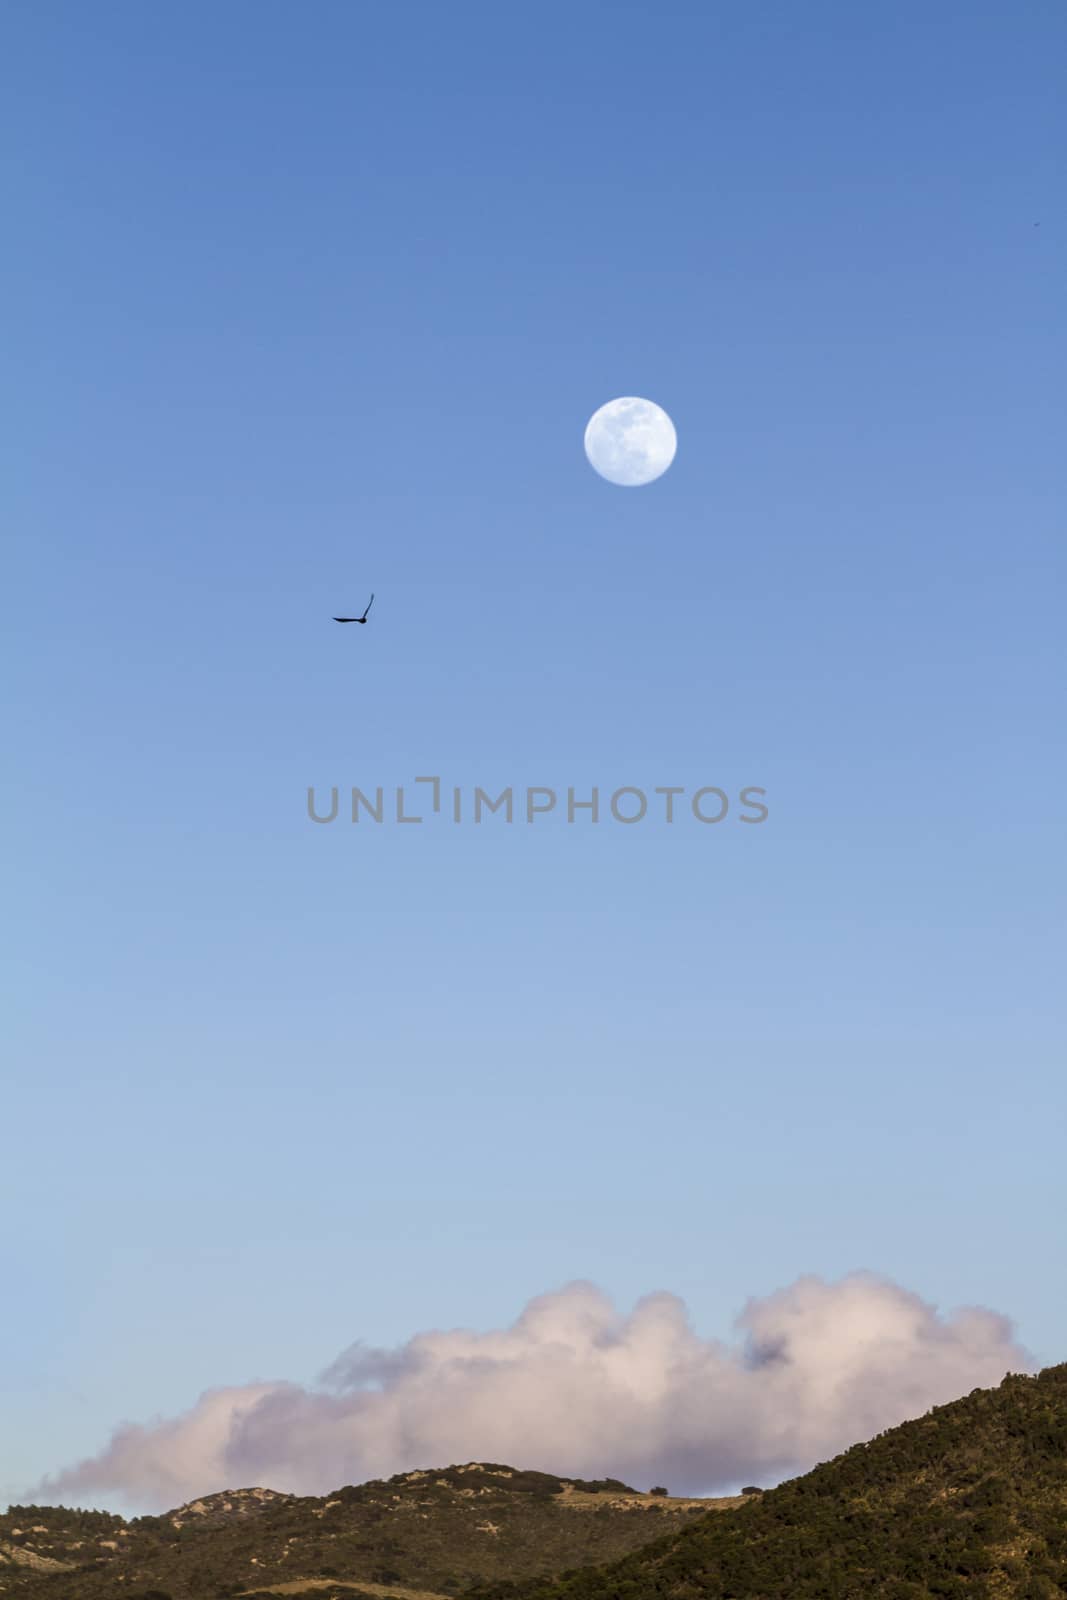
333;594;374;624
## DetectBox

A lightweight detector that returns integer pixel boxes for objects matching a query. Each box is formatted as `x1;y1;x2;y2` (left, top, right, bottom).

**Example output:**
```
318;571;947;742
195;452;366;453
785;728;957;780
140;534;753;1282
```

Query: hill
0;1465;736;1600
468;1365;1067;1600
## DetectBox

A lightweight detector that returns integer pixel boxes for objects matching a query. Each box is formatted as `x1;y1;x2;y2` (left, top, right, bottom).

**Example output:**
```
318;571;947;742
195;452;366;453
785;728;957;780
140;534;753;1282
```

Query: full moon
584;396;677;486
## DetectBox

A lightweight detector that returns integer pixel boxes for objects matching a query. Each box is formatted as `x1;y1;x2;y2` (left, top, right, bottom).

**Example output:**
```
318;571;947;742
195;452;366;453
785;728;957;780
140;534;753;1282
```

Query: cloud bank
38;1273;1029;1510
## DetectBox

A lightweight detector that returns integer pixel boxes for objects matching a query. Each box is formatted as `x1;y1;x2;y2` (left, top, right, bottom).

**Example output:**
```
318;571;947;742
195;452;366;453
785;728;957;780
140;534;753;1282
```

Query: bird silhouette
333;594;374;624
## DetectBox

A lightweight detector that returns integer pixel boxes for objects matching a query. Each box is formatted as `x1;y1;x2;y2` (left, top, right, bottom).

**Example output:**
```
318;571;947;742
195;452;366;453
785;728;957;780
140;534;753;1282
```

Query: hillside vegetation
0;1465;725;1600
470;1366;1067;1600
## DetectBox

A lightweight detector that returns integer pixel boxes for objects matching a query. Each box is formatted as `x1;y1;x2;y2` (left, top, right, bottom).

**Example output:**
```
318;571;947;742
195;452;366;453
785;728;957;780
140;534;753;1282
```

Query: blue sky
3;0;1065;1507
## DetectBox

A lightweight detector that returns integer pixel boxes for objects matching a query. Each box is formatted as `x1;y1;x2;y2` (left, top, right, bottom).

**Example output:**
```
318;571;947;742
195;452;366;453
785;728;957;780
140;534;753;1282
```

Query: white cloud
36;1272;1029;1510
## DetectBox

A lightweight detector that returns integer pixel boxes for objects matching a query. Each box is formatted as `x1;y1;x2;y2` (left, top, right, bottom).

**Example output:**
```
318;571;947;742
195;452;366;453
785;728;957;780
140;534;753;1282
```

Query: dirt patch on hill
0;1540;74;1573
557;1486;750;1513
245;1582;448;1599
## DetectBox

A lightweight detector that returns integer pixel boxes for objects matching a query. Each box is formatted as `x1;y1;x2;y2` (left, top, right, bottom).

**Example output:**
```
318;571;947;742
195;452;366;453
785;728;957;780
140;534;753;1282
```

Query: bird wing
333;617;358;622
363;592;375;617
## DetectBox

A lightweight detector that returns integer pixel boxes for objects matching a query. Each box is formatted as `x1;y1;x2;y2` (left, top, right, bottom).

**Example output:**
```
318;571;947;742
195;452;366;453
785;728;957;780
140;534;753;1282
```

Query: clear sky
3;0;1065;1509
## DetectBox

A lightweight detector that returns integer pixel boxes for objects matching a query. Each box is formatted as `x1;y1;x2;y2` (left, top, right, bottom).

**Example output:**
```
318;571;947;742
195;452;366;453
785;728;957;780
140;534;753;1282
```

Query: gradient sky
3;0;1065;1510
